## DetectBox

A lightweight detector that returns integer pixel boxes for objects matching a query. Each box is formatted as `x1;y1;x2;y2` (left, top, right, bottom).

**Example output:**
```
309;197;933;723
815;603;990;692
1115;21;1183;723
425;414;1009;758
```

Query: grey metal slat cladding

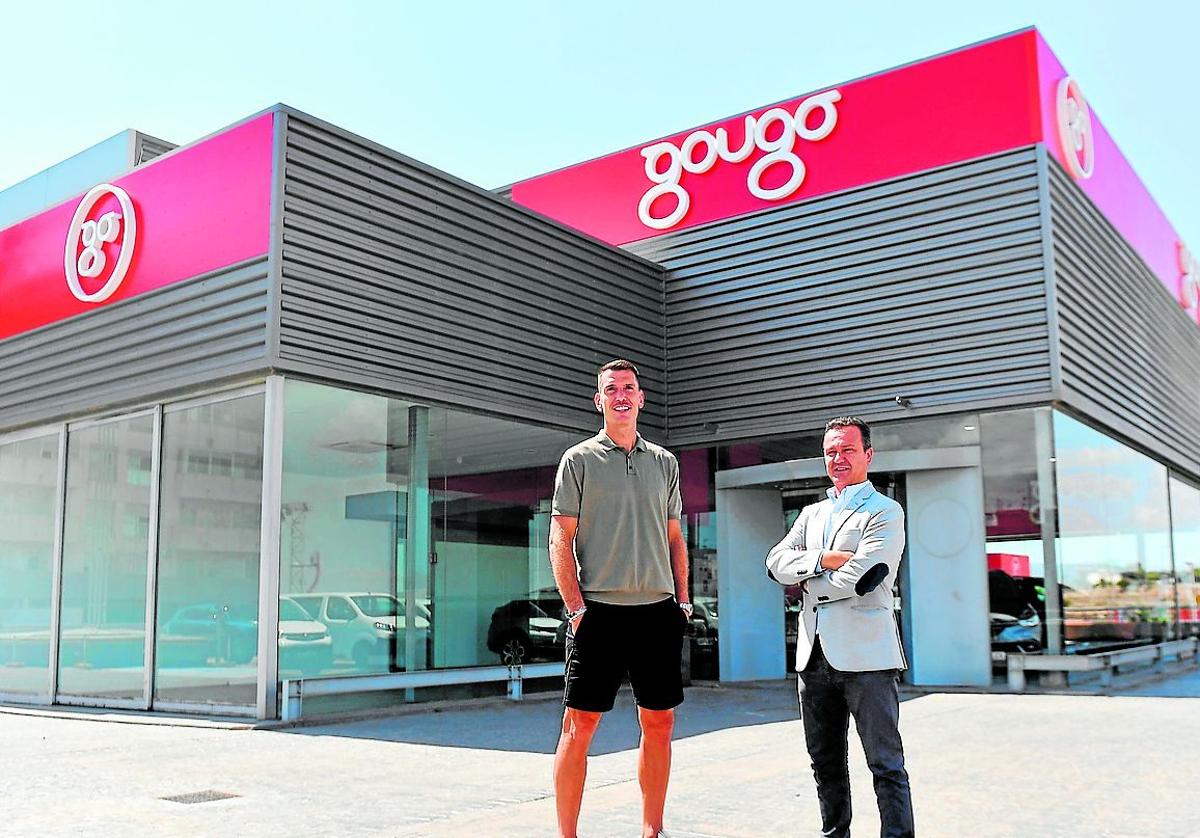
277;110;666;435
1048;161;1200;478
626;147;1053;446
0;257;271;428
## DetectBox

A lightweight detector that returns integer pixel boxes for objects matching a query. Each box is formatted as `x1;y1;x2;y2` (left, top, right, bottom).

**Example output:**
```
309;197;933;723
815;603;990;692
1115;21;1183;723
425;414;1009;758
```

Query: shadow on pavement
284;681;808;755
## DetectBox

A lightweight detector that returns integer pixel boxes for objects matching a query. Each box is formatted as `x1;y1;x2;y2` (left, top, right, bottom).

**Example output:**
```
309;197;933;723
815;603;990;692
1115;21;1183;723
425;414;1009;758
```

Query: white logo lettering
1056;77;1094;180
64;184;137;303
637;89;842;230
1180;242;1198;320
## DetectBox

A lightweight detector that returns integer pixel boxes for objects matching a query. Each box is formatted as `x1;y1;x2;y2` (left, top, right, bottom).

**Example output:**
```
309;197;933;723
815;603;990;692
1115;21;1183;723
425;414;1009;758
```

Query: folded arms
765;504;904;604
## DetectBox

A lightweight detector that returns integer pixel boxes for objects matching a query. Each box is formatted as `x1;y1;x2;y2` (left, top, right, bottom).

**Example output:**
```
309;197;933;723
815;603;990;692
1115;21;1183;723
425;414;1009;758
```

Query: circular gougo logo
64;183;137;303
1056;77;1094;180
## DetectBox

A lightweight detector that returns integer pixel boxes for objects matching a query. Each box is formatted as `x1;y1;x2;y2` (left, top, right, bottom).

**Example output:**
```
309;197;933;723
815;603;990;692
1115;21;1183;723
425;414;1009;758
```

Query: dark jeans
798;638;914;838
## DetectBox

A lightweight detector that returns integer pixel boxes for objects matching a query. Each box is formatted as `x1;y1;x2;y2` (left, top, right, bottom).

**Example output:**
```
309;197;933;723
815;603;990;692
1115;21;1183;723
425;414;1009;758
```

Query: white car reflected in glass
278;596;333;673
289;592;429;669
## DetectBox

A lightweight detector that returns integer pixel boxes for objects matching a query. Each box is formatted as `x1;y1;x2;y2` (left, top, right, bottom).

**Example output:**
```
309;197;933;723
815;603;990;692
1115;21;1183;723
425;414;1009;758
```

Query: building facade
1;28;1197;719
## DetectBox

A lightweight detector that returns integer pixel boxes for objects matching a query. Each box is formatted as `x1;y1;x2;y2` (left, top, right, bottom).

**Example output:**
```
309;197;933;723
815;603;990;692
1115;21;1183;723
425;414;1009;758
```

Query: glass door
0;430;62;701
56;412;156;707
53;389;266;713
153;392;265;710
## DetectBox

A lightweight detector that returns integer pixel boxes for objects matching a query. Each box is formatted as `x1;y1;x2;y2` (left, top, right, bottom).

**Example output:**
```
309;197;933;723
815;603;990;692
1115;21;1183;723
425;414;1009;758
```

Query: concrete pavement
2;675;1198;837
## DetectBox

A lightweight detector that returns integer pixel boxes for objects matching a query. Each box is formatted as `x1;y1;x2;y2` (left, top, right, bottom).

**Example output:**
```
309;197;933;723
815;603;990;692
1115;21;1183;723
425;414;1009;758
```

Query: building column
405;406;430;676
715;487;786;681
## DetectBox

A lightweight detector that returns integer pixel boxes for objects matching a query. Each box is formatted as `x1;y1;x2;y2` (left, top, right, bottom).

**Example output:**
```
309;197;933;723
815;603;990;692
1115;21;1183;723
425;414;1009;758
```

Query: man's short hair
825;416;872;451
597;359;640;389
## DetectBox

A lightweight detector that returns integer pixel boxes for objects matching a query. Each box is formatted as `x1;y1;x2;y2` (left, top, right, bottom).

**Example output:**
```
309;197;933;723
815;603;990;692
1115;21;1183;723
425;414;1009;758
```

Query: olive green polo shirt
552;431;682;605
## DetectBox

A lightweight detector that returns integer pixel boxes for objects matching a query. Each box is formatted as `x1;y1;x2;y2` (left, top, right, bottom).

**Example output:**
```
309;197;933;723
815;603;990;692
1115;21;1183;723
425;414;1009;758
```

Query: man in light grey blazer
765;416;914;838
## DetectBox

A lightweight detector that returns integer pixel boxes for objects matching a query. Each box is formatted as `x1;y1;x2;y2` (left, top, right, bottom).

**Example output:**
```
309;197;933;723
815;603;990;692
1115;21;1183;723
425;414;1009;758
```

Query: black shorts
563;597;686;712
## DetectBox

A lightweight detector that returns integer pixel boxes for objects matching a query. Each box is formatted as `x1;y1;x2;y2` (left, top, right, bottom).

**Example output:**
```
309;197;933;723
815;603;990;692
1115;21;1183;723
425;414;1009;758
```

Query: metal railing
1005;638;1199;691
281;661;565;722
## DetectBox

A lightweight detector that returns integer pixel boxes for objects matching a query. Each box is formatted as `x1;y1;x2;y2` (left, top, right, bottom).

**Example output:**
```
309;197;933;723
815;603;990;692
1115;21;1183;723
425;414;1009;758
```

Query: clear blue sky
3;0;1196;244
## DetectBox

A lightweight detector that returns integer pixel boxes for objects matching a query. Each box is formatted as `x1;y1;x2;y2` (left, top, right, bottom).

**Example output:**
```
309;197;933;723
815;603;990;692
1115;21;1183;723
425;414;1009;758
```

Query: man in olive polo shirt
550;358;691;838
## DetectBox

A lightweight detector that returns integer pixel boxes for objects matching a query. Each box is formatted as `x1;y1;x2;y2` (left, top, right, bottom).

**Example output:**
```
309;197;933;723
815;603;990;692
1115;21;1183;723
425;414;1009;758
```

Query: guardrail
281;661;566;722
1005;638;1199;691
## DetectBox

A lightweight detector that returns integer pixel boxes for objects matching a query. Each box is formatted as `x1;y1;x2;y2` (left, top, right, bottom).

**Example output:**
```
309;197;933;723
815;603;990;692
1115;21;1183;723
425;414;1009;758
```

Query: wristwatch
679;602;694;618
564;604;588;622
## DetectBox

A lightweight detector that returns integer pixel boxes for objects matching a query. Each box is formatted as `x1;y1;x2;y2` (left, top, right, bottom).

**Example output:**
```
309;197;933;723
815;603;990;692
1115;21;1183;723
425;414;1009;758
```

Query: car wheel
500;634;529;666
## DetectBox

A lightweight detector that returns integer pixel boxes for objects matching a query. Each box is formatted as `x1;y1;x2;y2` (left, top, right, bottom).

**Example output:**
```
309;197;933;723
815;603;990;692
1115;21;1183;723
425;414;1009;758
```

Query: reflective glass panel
0;433;60;697
426;406;578;669
980;409;1049;663
154;394;264;706
678;448;718;679
281;381;417;678
58;414;154;700
684;510;719;680
751;414;981;463
1054;412;1173;652
1169;477;1199;640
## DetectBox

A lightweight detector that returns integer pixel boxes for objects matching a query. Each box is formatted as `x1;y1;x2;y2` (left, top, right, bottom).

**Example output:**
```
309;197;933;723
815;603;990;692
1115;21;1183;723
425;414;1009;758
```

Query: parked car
988;570;1046;663
160;598;334;671
290;592;430;668
687;596;720;680
487;596;565;665
278;596;333;672
691;597;718;639
989;609;1042;656
161;602;258;664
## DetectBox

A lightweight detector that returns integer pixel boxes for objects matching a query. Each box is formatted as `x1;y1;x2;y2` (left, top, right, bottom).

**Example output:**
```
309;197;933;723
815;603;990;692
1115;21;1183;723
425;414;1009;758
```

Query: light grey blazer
765;484;907;673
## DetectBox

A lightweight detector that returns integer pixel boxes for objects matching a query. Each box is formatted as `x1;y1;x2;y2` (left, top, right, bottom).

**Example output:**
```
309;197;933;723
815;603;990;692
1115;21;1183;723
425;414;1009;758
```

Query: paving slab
2;677;1198;837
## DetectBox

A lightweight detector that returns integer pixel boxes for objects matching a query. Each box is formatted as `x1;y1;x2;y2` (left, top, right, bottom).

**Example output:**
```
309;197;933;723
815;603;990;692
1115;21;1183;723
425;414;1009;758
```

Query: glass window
750;414;981;463
154;393;264;707
1054;412;1173;653
58;414;155;701
279;598;310;621
1169;477;1199;640
328;597;356;622
683;509;719;680
676;446;718;679
280;381;410;679
0;433;60;697
982;410;1043;543
979;409;1050;665
291;595;322;620
279;381;579;686
426;406;579;670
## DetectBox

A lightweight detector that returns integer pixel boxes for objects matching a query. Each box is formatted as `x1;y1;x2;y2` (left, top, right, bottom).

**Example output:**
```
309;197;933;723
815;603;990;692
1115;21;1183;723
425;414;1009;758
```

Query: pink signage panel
1034;34;1189;314
0;113;274;342
510;32;1042;247
511;30;1191;322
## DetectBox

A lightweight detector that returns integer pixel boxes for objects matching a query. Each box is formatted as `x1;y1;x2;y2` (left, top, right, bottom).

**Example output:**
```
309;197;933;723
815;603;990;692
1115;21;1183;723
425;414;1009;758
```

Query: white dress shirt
822;480;875;547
